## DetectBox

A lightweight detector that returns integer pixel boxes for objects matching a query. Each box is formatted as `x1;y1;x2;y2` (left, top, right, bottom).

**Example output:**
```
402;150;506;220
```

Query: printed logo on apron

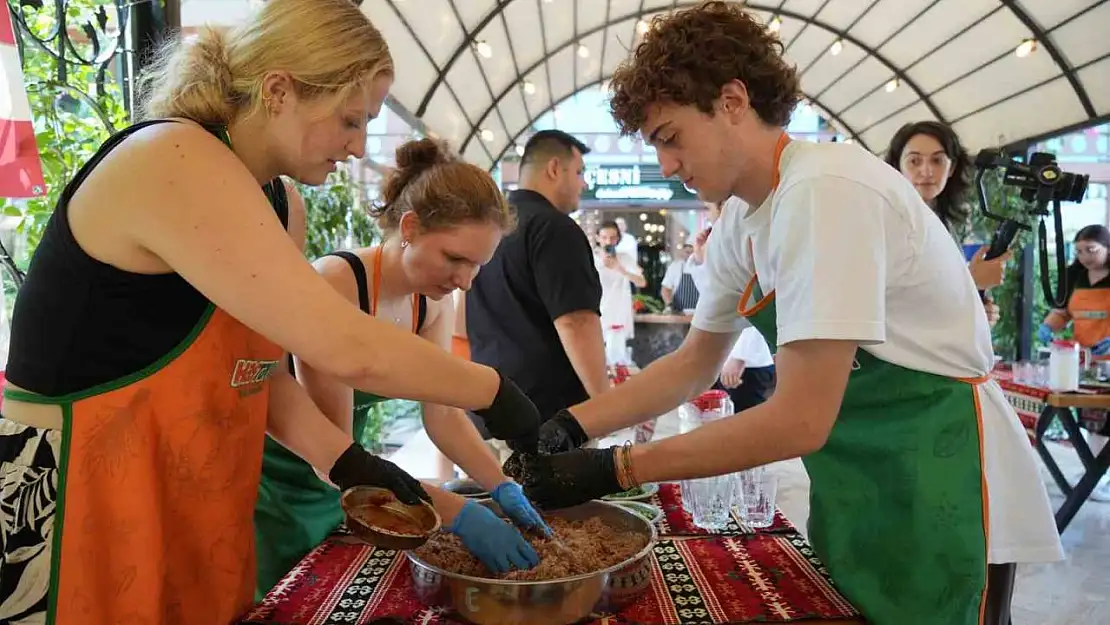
230;358;280;395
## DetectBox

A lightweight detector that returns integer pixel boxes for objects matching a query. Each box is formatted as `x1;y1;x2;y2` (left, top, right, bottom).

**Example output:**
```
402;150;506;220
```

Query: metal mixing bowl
406;500;657;625
340;486;441;550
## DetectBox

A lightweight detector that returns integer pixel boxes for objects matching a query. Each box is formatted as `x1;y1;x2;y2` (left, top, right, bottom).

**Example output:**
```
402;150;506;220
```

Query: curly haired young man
507;3;1063;624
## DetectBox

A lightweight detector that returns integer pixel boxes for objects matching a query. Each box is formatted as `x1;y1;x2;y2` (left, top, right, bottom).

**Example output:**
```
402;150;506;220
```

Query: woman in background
1038;224;1110;502
255;139;547;596
886;121;1007;325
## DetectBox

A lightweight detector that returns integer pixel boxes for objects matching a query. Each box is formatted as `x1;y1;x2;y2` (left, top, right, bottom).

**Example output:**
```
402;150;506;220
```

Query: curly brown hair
609;1;802;135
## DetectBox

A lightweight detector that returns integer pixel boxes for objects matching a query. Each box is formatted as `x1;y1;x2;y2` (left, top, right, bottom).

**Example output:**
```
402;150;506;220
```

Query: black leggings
984;563;1016;625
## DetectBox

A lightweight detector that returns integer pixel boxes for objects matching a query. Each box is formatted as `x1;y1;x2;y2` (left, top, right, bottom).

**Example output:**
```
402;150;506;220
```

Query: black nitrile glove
537;409;589;455
512;447;624;510
473;371;542;454
328;443;430;505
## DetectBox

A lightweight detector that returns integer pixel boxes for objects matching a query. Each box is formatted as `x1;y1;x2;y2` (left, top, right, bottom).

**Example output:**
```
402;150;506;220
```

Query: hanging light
884;78;899;93
522;80;536;95
514;144;525;157
828;39;843;56
475;40;493;58
577;44;590;58
480;128;495;142
1015;38;1037;58
637;20;650;35
768;16;782;33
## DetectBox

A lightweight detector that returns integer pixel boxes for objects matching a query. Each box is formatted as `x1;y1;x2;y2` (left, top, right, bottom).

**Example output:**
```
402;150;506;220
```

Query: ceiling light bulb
577;44;589;58
480;128;494;142
829;39;843;56
523;80;536;95
475;40;492;58
1015;39;1037;58
514;144;524;157
639;213;648;221
768;16;782;33
637;20;649;35
884;78;899;93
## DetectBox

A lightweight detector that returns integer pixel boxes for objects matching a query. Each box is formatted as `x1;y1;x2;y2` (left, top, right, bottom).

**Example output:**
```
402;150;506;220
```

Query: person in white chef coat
595;220;646;358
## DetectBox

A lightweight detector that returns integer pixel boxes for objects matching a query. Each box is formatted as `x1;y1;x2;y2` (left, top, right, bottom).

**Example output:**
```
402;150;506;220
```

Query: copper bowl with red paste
340;486;441;550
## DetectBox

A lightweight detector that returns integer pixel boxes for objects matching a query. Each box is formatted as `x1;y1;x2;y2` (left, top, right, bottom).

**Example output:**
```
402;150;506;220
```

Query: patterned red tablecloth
239;531;860;625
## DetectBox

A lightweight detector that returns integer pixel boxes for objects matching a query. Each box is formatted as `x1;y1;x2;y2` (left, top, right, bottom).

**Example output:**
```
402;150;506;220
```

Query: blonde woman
0;1;543;623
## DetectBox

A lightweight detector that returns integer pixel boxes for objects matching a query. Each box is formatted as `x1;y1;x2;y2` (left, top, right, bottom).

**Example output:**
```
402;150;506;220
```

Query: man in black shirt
467;130;607;438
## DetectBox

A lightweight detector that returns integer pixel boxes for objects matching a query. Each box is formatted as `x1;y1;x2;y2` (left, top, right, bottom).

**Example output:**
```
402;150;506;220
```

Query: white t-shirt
595;251;641;334
693;140;1062;565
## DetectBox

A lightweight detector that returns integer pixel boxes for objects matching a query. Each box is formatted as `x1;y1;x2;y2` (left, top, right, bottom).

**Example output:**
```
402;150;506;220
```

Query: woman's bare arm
419;297;507;490
97;123;499;409
292;255;364;435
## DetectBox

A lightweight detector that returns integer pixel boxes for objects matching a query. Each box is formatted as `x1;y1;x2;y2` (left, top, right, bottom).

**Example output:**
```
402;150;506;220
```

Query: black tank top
5;120;289;396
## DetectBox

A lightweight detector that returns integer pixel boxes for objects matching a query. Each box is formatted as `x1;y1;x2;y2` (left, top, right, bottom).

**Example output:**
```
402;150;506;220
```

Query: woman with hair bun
0;1;545;623
255;137;546;596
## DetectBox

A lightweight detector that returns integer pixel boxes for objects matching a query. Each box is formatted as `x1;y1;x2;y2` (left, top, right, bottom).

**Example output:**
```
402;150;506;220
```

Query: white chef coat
595;250;641;336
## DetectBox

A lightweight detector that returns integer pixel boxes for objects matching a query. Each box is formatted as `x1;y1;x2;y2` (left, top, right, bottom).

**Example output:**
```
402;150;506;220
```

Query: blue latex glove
491;481;552;535
1037;323;1054;344
450;500;540;573
1093;338;1110;357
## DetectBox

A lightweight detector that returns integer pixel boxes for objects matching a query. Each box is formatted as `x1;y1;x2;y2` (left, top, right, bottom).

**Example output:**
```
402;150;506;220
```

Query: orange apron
1067;286;1110;348
4;305;282;624
451;336;471;360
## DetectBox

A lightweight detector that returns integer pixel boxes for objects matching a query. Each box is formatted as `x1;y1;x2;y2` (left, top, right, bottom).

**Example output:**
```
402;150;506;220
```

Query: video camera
974;148;1090;308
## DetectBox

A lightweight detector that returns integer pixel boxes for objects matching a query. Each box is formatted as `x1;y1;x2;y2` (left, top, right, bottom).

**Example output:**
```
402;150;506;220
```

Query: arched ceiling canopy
361;0;1110;170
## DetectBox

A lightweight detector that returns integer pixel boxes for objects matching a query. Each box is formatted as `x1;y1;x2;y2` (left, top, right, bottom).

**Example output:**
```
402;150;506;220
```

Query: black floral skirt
0;416;60;625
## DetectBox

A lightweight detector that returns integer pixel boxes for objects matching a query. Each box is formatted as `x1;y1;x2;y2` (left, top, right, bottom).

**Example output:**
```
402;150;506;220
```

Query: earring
401;239;410;249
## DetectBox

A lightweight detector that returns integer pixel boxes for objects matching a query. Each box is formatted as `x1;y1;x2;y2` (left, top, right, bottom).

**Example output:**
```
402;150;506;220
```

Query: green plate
602;482;659;502
614;501;663;525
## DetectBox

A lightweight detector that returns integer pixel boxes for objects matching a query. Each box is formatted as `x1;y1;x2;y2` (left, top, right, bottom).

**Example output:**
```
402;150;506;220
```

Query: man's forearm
423;404;506;490
267;370;354;474
554;311;610;398
628;395;819;483
570;328;734;438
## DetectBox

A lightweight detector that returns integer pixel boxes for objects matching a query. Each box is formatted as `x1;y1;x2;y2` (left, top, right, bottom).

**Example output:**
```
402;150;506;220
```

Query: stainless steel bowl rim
404;499;657;586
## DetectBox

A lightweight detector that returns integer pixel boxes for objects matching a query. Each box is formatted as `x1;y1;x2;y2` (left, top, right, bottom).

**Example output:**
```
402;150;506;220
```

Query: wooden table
995;372;1110;532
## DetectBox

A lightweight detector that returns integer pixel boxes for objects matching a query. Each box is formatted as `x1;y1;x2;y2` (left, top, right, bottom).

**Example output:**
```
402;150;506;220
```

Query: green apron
253;392;385;599
254;246;423;599
740;270;990;624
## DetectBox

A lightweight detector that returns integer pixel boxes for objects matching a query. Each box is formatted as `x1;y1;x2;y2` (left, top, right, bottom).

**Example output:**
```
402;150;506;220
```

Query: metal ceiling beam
487;75;869;169
782;0;832;53
794;0;881;82
381;0;492;162
413;1;509;118
1000;0;1097;119
445;0;511;149
496;8;530;122
458;0;903;158
854;4;1104;140
950;50;1110;126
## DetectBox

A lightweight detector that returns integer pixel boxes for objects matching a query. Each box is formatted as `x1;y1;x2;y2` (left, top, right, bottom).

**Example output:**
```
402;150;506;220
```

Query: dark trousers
712;365;776;412
984;563;1016;625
